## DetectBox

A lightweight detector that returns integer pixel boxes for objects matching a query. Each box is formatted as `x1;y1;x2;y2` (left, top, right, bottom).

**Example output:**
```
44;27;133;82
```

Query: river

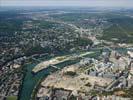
19;49;119;100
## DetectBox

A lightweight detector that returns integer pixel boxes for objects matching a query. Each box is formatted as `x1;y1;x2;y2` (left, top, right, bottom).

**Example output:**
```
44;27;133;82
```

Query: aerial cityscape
0;0;133;100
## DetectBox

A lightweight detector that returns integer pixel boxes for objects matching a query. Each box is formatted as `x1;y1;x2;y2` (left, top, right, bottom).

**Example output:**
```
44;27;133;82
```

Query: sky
1;0;133;8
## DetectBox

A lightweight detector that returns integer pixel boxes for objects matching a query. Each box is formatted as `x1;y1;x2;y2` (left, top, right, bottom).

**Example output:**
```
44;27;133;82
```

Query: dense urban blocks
0;7;133;100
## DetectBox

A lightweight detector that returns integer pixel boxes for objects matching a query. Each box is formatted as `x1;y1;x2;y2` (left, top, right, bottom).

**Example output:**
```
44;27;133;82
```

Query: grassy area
100;17;133;43
6;96;18;100
56;56;68;61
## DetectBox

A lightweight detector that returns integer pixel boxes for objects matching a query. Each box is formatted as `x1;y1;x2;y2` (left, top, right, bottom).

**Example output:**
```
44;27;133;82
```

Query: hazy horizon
1;0;133;8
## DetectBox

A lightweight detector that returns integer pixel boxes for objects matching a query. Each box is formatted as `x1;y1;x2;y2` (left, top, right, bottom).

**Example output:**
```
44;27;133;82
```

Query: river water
18;50;107;100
